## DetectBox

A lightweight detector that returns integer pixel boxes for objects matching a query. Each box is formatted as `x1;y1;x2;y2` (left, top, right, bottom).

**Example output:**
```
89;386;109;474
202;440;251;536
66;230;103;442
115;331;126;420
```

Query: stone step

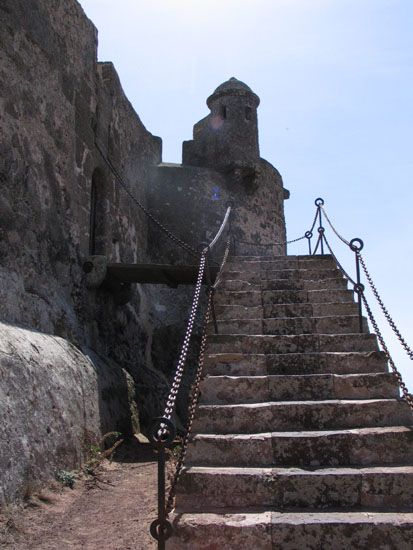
262;277;348;291
221;267;341;283
207;333;379;355
187;426;413;468
214;289;356;307
168;511;413;550
213;302;359;321
218;280;260;292
214;304;264;320
263;301;359;318
204;351;388;376
214;290;262;307
210;315;366;335
226;255;336;272
218;277;348;292
264;267;343;281
262;289;355;305
193;399;412;434
199;373;398;404
176;465;413;511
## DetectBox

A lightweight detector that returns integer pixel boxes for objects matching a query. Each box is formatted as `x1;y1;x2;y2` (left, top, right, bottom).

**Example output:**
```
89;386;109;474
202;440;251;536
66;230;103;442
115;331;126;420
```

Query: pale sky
79;0;413;388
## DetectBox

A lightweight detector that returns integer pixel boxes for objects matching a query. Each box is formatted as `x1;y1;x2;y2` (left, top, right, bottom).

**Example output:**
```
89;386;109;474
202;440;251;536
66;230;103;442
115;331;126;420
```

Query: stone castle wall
0;0;289;502
0;0;164;502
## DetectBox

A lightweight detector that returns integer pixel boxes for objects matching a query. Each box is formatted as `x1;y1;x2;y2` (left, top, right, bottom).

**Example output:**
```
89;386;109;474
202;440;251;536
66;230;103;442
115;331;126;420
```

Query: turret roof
207;77;260;108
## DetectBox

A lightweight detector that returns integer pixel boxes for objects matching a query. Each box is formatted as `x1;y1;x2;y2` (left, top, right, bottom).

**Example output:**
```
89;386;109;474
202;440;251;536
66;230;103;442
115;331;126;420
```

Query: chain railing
95;140;200;258
148;207;232;549
312;198;413;412
232;196;322;255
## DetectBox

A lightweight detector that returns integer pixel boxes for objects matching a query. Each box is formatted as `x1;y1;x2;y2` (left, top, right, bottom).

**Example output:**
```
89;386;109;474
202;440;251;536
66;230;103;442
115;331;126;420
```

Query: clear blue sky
79;0;413;389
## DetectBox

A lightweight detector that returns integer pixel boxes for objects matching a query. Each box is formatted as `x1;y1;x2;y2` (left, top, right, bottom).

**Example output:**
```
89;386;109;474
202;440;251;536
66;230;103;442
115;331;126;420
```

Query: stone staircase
169;255;413;549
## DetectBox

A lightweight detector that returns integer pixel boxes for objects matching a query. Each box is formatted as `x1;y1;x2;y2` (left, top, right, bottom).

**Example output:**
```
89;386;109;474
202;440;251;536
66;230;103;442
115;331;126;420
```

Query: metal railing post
315;198;325;255
349;238;365;333
305;231;313;254
149;417;175;549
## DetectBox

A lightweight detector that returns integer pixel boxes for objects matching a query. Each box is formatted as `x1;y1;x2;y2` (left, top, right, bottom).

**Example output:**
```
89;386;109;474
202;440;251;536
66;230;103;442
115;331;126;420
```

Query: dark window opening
221;105;227;119
245;106;252;121
89;168;107;255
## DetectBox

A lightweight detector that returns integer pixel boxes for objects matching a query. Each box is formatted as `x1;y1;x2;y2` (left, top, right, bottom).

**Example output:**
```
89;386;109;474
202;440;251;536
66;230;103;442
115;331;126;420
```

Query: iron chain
165;229;232;514
162;254;207;421
95;141;199;258
358;253;413;361
320;205;351;247
360;293;413;410
165;290;213;514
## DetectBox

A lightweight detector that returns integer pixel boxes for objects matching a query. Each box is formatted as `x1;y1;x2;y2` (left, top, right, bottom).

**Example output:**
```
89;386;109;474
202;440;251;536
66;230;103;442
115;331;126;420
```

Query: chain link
235;234;307;247
360;293;413;410
162;253;207;421
165;289;213;514
165;229;232;514
323;234;357;285
358;253;413;361
95;141;199;258
309;204;320;234
320;205;351;247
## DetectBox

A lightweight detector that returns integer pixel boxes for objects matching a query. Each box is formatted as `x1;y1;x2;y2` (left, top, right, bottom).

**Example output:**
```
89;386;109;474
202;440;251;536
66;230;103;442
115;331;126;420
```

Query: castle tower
149;78;289;259
183;77;260;170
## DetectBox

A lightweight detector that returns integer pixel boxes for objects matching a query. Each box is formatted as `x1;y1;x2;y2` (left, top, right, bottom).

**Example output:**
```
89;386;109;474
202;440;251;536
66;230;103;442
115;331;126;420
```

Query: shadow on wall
0;322;134;503
89;168;108;256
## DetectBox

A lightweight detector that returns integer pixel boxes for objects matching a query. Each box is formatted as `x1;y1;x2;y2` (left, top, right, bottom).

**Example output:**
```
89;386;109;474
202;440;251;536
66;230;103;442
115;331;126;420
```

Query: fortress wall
0;0;164;502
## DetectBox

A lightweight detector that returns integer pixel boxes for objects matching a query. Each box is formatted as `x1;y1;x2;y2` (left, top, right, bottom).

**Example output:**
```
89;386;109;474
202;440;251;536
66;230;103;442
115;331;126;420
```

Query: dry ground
0;439;159;549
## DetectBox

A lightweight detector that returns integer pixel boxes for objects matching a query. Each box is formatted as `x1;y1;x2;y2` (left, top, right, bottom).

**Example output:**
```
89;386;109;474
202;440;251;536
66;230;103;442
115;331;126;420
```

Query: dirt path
0;440;158;549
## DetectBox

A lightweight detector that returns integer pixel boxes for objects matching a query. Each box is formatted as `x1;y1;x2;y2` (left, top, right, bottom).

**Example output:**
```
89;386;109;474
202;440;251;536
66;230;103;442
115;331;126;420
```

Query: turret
182;77;261;171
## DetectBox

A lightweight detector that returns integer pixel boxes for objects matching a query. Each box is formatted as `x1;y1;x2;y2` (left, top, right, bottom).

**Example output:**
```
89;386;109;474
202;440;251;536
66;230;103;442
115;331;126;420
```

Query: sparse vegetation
55;470;76;489
83;432;124;476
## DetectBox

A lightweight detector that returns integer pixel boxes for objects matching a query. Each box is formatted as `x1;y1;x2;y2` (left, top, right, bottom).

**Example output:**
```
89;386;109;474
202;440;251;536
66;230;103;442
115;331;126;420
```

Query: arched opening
245;106;252;121
89;168;107;255
221;105;227;119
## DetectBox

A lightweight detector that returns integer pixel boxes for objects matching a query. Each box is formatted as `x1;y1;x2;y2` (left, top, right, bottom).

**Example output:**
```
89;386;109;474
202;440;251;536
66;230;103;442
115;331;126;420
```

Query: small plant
55;470;76;489
171;443;183;460
83;432;124;476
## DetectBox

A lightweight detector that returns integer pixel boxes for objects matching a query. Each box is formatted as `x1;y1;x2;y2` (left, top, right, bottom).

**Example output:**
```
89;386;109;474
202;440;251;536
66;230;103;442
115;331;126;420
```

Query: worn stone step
214;290;262;307
217;280;261;292
210;315;366;335
218;277;348;292
264;315;367;335
214;288;355;307
204;351;388;376
214;302;359;321
261;277;348;291
263;267;342;281
207;333;379;355
186;426;413;468
176;465;413;511
261;289;355;305
221;267;341;283
226;255;336;273
263;301;359;318
214;304;263;320
199;373;398;404
168;511;413;550
193;399;411;434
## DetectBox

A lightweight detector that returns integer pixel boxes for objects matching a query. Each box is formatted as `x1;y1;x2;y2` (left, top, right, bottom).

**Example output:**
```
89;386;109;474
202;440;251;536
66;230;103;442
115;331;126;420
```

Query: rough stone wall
148;160;288;260
0;322;135;502
0;1;290;504
0;0;164;503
